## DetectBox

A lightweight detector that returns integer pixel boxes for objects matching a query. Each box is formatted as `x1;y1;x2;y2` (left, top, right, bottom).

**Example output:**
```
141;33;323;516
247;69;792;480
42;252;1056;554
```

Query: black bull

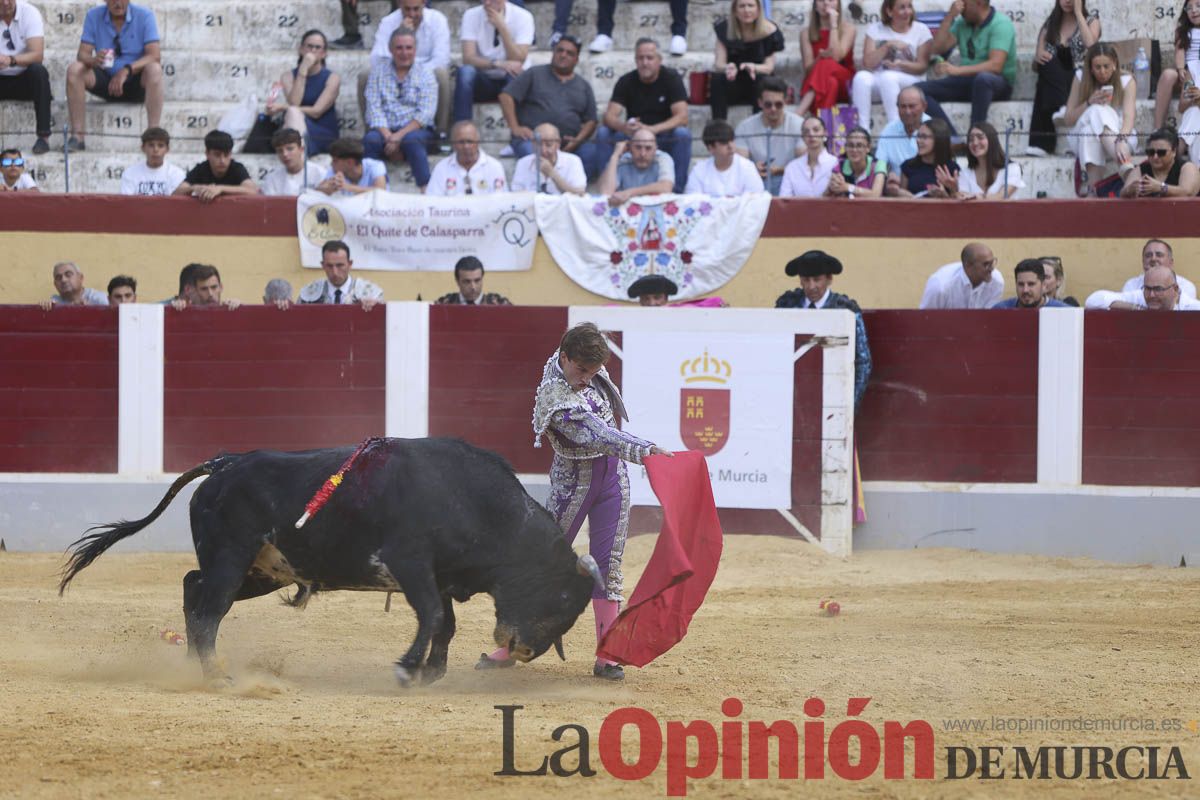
58;438;603;686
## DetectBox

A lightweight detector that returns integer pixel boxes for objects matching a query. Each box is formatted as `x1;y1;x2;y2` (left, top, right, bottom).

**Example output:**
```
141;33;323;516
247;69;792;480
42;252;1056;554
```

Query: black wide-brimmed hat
785;250;843;277
627;274;679;298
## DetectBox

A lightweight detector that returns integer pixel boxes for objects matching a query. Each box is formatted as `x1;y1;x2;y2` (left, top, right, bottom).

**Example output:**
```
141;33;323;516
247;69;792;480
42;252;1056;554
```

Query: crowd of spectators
0;0;1197;200
34;236;1194;315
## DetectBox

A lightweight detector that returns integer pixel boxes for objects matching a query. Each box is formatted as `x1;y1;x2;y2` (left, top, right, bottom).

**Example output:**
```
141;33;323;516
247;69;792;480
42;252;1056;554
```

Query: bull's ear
577;554;604;592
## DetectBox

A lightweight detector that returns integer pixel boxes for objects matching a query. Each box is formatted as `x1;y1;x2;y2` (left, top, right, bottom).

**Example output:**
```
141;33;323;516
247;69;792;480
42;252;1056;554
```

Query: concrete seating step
13;143;1090;198
30;0;1179;61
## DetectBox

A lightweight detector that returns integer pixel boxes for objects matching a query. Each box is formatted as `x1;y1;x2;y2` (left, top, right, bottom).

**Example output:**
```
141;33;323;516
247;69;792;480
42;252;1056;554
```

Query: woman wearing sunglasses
1120;129;1200;198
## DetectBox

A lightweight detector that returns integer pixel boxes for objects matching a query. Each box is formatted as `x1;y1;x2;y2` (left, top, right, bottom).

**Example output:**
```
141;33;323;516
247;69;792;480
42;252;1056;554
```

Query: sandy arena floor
1;535;1198;799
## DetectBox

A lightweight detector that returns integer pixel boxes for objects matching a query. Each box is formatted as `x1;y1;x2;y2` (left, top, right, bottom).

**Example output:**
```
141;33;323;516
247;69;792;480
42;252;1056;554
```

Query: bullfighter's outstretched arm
550;408;654;464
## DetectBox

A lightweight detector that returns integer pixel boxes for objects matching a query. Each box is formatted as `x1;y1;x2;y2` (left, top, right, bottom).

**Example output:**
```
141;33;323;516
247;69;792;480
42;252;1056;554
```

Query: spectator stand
0;1;1184;198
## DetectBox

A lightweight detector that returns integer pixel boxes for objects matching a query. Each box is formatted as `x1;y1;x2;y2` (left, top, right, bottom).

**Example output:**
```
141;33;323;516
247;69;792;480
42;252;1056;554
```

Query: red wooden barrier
0;306;118;472
857;310;1040;483
427;305;568;473
1082;312;1200;487
162;306;386;471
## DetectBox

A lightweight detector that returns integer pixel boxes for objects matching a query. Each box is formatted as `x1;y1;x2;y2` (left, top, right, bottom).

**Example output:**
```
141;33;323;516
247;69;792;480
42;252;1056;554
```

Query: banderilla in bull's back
58;437;604;688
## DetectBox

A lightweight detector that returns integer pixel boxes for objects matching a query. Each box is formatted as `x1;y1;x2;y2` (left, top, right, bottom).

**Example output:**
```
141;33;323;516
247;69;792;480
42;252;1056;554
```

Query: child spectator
0;147;37;191
685;119;764;196
174;130;260;203
261;128;326;196
120;127;185;196
316;137;388;195
826;127;887;197
795;0;859;117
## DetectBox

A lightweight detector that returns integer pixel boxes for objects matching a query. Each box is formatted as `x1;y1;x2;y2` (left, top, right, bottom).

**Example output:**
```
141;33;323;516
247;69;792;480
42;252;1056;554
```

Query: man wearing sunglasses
65;0;163;152
734;76;804;195
0;0;52;155
915;0;1015;136
454;0;534;124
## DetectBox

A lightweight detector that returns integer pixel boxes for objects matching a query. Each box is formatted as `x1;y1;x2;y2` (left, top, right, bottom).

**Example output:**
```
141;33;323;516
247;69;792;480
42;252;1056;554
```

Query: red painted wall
857;311;1040;483
7;308;1200;494
162;307;386;471
427;305;568;473
0;307;118;472
1082;312;1200;487
3;194;1196;239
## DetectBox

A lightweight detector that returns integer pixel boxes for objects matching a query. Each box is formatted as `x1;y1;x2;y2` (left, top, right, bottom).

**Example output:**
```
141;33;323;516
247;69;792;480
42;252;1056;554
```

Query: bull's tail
58;459;225;594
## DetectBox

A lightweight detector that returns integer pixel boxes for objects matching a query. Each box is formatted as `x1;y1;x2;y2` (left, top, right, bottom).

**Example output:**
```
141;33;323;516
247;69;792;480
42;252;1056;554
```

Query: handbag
689;71;710;105
242;113;280;154
819;105;859;157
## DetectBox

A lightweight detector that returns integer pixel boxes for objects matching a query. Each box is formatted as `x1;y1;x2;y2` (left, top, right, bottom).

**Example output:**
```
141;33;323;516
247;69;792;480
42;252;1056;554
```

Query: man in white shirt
298;240;383;309
360;0;452;134
1087;265;1200;311
1119;239;1197;299
119;127;185;195
453;0;534;124
0;0;51;154
261;128;326;196
427;121;508;196
511;122;586;194
685;120;764;197
919;243;1005;309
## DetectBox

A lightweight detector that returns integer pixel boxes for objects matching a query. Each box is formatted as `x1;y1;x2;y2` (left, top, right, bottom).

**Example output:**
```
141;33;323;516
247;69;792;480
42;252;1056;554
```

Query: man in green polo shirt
915;0;1016;135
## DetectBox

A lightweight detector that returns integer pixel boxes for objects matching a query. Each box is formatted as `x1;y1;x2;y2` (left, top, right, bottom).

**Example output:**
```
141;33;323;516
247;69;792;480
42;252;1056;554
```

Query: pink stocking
593;598;620;666
487;646;510;661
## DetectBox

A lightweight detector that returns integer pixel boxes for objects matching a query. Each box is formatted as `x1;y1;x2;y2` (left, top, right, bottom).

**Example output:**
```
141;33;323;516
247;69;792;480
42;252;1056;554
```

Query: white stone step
18;141;1090;198
29;0;1178;59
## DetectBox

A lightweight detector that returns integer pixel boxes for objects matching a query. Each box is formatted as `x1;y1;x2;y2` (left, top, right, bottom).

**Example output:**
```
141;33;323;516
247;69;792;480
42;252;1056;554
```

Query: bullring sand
1;535;1197;798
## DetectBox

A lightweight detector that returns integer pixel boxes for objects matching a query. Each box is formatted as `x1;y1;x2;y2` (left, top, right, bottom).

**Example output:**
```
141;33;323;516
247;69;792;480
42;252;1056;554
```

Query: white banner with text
296;190;538;271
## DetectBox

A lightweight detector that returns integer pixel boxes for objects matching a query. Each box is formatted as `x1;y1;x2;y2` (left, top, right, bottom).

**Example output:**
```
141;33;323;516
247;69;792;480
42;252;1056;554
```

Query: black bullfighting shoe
593;663;625;681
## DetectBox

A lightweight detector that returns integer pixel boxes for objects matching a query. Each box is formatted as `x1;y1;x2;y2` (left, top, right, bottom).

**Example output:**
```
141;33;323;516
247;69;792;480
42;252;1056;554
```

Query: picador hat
627;274;679;298
785;250;843;277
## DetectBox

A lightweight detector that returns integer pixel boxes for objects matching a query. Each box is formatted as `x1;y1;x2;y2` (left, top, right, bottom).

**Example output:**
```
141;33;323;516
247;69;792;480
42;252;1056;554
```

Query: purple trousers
546;454;630;601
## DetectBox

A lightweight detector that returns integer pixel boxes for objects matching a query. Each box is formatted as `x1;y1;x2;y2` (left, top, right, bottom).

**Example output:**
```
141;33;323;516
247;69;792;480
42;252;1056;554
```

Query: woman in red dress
795;0;860;116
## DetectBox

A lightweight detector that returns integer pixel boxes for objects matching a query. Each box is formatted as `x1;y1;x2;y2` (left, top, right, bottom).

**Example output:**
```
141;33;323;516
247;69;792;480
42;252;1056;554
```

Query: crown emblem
680;350;731;385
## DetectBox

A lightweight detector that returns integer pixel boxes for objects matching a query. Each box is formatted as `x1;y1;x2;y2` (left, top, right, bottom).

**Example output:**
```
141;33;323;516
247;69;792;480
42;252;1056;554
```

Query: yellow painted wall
2;230;1194;308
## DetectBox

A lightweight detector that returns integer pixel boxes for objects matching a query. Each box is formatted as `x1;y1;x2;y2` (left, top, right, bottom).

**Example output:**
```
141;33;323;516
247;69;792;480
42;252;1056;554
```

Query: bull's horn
577;554;604;592
553;637;566;661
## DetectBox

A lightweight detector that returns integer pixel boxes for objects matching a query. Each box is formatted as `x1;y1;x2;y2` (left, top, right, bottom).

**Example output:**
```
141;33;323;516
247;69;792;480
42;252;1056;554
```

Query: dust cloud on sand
1;538;1197;798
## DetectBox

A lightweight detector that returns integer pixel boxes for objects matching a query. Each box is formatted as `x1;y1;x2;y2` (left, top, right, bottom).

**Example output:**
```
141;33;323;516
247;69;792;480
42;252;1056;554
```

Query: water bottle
1133;47;1150;100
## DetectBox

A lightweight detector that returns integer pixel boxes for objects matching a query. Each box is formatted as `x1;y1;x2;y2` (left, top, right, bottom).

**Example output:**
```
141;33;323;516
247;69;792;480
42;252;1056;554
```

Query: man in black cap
776;250;872;409
627;274;678;306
